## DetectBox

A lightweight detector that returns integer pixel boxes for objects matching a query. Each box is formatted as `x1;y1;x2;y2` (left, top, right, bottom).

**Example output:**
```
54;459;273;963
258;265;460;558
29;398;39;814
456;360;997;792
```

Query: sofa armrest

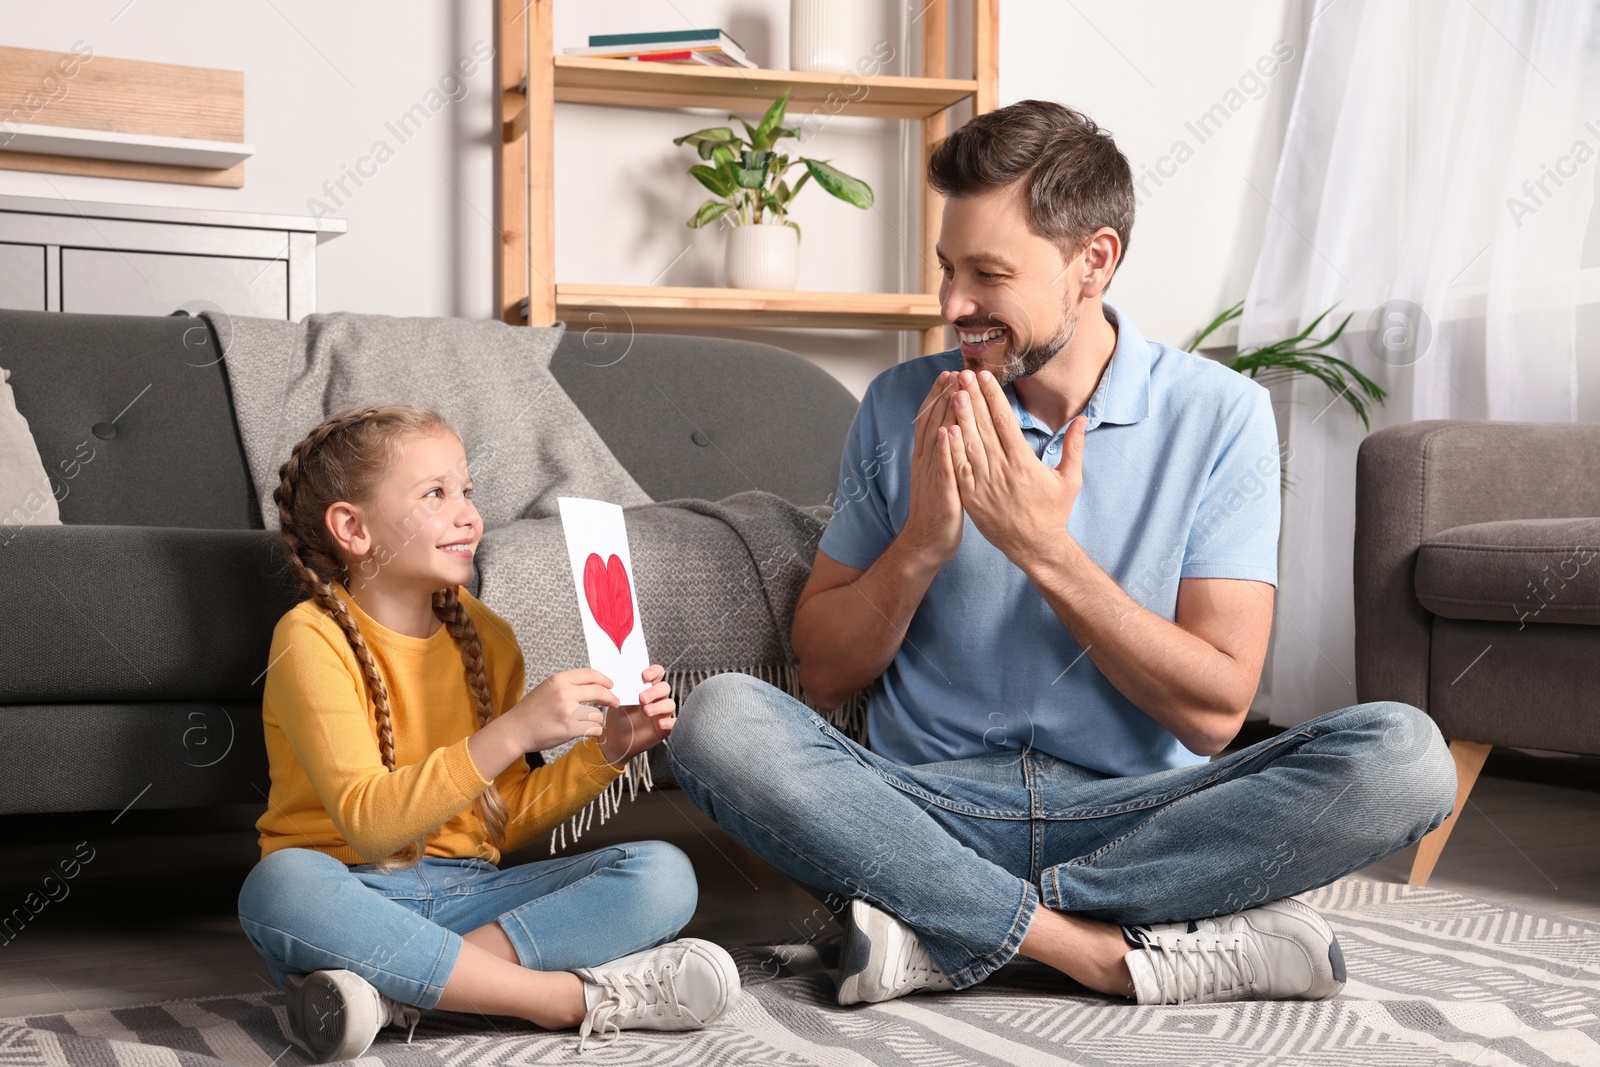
1354;419;1600;709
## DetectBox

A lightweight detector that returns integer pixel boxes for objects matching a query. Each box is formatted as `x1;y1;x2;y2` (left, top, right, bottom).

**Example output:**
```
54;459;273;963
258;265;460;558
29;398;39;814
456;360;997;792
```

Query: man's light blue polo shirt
816;302;1281;777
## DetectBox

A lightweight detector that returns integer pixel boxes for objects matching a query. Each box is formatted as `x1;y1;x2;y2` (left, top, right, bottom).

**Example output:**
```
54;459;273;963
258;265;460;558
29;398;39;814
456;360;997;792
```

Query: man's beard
963;306;1079;387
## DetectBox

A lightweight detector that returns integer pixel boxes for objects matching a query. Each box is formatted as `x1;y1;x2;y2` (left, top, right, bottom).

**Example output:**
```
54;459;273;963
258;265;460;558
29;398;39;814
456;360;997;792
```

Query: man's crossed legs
665;672;1458;1005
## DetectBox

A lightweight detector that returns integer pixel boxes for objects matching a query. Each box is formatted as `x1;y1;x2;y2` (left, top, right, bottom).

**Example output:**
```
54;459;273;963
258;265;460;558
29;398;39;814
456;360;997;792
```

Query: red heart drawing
582;552;634;652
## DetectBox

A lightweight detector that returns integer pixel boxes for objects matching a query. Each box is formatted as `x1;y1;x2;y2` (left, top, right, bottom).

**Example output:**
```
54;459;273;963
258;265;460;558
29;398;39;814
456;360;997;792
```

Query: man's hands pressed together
941;367;1085;565
902;370;967;566
925;365;1269;756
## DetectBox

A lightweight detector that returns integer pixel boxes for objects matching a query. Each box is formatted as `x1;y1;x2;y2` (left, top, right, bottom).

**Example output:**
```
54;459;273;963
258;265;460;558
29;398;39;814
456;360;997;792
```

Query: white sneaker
283;968;421;1063
573;938;740;1051
1121;896;1347;1005
836;898;956;1005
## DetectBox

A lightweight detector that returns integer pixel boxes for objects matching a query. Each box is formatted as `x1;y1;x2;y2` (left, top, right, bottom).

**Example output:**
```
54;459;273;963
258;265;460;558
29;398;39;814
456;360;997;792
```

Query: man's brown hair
928;99;1135;276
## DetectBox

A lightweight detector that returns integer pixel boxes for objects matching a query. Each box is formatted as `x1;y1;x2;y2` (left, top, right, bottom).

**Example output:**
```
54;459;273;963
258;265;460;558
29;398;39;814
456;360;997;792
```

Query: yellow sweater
256;581;625;865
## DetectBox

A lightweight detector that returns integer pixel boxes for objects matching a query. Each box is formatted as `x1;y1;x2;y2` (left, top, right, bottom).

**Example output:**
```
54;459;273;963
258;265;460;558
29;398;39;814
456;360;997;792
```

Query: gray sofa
1354;419;1600;885
0;308;857;817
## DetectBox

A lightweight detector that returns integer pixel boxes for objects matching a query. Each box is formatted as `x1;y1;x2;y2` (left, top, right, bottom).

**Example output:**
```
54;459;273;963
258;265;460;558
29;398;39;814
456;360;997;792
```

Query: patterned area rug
2;877;1597;1066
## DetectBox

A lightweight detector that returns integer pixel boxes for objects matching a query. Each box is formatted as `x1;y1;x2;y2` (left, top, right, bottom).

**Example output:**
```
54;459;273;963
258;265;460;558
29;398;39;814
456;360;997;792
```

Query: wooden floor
1;738;1596;1021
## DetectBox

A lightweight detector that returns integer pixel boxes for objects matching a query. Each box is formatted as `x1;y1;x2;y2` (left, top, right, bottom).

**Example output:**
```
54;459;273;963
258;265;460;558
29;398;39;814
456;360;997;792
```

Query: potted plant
673;89;873;290
1190;301;1388;490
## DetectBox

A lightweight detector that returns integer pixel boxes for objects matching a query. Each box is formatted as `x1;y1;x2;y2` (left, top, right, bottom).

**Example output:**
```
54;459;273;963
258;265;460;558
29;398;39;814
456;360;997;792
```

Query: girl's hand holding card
509;667;621;753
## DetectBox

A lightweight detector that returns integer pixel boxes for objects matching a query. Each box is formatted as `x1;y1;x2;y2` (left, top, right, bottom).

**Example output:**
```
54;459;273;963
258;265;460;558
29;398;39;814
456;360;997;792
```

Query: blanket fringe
549;747;656;855
545;663;871;856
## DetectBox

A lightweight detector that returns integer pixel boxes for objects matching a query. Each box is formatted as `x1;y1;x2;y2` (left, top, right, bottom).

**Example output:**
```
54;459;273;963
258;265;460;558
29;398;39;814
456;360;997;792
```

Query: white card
557;497;652;706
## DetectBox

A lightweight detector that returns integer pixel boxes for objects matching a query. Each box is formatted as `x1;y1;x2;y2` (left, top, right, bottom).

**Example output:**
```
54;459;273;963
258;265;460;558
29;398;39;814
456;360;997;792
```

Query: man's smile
957;323;1009;361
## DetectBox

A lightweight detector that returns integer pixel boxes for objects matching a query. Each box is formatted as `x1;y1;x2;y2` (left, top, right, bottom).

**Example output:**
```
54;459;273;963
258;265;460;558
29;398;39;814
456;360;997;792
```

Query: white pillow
0;365;62;531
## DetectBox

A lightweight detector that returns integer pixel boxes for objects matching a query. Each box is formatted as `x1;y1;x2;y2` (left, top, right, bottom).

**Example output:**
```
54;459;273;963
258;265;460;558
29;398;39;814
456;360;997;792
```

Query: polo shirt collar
1004;301;1153;434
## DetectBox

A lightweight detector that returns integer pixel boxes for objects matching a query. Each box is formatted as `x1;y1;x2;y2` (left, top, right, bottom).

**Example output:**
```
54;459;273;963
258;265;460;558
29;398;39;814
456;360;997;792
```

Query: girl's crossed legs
237;840;696;1029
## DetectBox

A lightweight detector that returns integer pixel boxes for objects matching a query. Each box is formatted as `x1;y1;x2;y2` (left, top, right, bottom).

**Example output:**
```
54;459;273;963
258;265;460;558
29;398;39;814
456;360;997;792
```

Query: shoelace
894;935;946;990
1135;923;1253;1005
379;995;421;1044
575;964;685;1053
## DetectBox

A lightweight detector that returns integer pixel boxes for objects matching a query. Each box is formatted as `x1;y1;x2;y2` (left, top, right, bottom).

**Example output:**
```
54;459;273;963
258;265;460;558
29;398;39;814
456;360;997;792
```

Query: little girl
237;403;739;1061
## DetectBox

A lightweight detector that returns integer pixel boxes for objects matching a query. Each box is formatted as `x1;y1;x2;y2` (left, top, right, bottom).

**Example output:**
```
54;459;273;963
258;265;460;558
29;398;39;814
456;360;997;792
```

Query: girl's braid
273;406;425;870
433;586;511;848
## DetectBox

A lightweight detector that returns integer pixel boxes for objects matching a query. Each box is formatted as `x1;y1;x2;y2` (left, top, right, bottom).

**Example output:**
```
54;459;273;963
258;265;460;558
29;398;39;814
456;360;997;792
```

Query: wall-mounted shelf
0;45;248;187
0;123;254;169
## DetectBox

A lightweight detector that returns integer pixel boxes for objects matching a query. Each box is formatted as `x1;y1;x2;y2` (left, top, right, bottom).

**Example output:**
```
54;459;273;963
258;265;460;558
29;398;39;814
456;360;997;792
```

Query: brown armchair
1354;419;1600;885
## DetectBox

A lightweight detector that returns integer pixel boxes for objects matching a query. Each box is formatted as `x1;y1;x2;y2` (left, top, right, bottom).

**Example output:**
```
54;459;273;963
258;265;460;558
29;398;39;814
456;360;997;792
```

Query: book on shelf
562;28;755;69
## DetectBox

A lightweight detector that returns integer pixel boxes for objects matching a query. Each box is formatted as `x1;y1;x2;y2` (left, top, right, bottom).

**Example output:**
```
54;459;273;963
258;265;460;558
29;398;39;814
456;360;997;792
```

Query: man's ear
325;501;372;559
1078;227;1121;299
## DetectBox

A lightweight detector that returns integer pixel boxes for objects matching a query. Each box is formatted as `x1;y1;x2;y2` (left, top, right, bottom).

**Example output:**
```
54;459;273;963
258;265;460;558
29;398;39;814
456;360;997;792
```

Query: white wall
0;0;1303;396
1006;0;1307;350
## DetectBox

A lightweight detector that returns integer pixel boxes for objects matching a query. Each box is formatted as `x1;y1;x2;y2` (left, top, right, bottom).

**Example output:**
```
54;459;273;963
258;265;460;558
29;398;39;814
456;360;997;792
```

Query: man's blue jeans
666;672;1458;990
237;841;697;1009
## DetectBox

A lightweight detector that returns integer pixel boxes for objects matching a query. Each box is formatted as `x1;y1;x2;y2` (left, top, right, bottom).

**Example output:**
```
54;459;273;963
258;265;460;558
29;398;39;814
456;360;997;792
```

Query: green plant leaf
736;149;773;190
786;218;802;244
673;126;738;153
688;199;733;229
1187;300;1243;351
1205;303;1388;431
732;115;760;144
709;143;737;170
801;158;874;208
689;164;735;198
759;180;791;209
752;90;791;151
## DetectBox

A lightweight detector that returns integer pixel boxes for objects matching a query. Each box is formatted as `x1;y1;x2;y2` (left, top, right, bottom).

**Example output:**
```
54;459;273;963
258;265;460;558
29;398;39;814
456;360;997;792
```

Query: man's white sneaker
836;898;956;1005
573;938;740;1051
283;968;420;1063
1120;896;1347;1005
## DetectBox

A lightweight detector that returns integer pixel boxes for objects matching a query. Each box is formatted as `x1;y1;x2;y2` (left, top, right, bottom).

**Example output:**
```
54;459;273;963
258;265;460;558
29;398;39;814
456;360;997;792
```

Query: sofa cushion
1414;517;1600;626
0;524;301;703
0;309;260;529
549;331;858;506
0;701;269;814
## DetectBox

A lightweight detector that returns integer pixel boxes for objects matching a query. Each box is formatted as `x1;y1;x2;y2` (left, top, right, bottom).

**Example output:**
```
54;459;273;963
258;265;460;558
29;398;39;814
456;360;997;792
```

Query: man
666;100;1456;1007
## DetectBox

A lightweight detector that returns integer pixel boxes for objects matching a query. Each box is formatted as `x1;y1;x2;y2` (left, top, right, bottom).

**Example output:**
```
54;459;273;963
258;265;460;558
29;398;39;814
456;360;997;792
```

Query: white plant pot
725;223;799;290
790;0;852;73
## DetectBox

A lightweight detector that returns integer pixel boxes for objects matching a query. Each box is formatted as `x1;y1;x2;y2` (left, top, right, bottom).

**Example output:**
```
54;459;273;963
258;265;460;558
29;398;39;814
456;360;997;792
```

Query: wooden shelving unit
558;284;943;331
552;56;977;118
496;0;999;355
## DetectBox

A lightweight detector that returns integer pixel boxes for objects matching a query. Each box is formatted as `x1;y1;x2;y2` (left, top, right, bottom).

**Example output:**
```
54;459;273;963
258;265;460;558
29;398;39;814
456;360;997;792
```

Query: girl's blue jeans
666;671;1459;990
237;840;697;1010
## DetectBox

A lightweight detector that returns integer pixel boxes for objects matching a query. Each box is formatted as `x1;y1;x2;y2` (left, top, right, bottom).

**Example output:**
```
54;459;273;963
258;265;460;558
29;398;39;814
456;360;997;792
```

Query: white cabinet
0;241;45;311
0;194;344;320
61;248;289;318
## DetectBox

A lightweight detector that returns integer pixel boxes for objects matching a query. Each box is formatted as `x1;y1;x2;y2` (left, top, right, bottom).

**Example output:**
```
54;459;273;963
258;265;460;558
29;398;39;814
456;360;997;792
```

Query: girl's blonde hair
271;403;510;871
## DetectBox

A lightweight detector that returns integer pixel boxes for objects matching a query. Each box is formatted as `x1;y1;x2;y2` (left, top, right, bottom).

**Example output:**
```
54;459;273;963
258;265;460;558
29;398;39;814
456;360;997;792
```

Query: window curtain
1239;0;1600;726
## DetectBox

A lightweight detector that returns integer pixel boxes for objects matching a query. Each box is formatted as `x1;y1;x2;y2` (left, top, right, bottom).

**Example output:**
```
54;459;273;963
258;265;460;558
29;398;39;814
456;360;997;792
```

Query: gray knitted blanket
209;311;863;851
204;310;651;528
